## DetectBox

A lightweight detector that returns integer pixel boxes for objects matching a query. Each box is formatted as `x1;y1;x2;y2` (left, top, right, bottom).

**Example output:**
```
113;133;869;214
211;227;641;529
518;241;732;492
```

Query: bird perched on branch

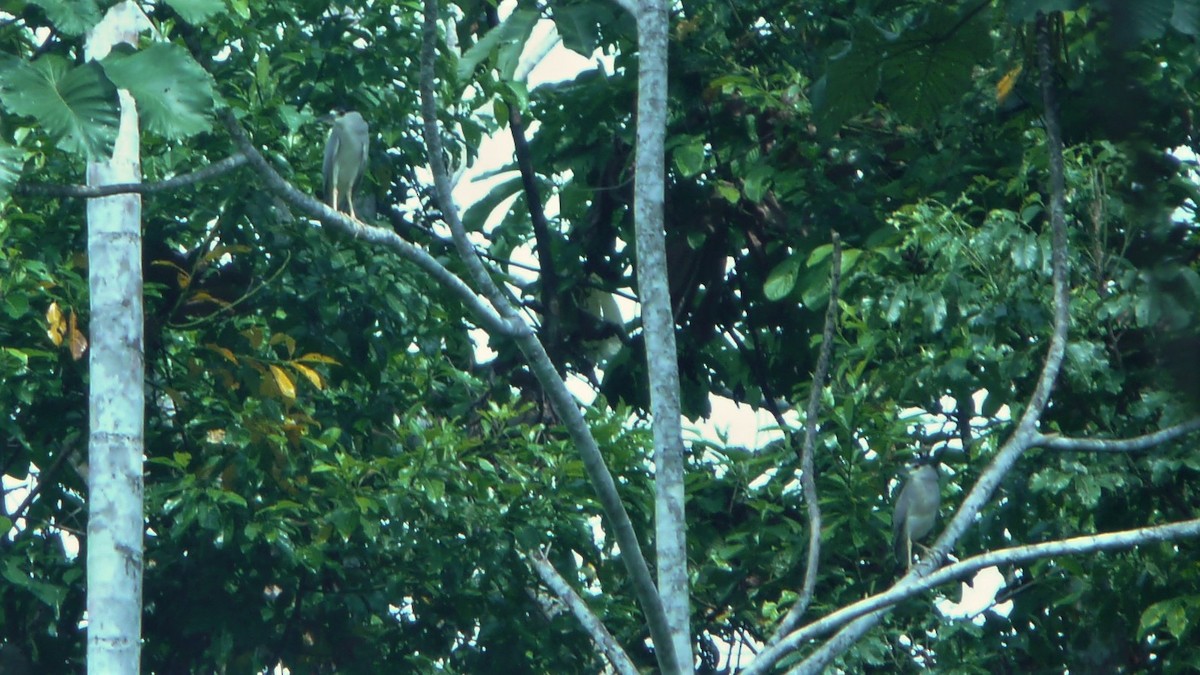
892;458;941;570
322;110;369;220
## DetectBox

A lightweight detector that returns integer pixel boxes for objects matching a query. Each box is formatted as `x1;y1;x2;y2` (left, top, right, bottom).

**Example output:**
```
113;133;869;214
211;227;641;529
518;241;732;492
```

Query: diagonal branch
769;232;842;643
219;110;512;339
752;517;1200;674
1035;417;1200;452
17;153;249;198
417;2;677;669
528;549;639;675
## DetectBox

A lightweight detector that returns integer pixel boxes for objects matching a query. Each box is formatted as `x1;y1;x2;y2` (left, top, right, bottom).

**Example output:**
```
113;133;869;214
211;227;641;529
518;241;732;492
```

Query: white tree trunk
84;2;146;672
633;0;691;671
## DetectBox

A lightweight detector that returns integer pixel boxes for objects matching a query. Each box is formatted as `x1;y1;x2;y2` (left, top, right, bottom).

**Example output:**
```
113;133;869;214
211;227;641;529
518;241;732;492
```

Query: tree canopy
2;0;1200;672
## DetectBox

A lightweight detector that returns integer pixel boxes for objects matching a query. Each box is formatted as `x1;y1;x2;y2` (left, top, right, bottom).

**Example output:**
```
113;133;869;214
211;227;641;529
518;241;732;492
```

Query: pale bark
633;1;691;671
83;2;148;672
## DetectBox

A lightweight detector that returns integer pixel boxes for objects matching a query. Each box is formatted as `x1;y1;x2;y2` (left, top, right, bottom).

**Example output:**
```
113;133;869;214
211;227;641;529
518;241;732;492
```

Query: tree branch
528;549;639;675
742;517;1200;675
769;232;842;643
417;2;677;670
483;5;562;372
1035;417;1200;452
219;110;513;339
16;153;249;198
752;13;1078;673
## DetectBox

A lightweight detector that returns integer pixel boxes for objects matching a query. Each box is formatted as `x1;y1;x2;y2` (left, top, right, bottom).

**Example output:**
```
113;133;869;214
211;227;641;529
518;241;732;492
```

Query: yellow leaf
205;343;239;364
996;65;1022;104
241;327;264;349
269;332;297;358
45;302;66;346
185;291;229;307
68;311;88;360
290;362;324;390
269;364;296;399
202;245;250;264
151;259;191;287
296;352;340;365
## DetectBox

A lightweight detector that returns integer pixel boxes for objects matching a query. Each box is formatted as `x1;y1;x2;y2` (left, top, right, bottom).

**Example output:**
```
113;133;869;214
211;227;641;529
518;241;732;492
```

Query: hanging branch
769;232;842;643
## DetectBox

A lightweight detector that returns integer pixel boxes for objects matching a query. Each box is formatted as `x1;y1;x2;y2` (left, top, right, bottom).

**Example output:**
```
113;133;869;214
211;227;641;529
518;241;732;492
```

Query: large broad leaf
0;55;119;159
164;0;227;24
1172;0;1200;35
461;175;524;233
0;142;26;202
880;5;993;125
763;255;801;301
553;4;607;55
102;44;216;139
457;9;539;85
1105;0;1175;41
28;0;102;36
812;24;884;135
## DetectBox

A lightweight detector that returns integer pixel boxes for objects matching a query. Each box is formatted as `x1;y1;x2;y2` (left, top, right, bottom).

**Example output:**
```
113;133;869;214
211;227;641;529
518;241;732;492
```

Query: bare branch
17;153;249;198
417;2;676;668
769;232;842;643
1036;417;1200;452
528;549;639;675
219;110;513;339
745;517;1200;675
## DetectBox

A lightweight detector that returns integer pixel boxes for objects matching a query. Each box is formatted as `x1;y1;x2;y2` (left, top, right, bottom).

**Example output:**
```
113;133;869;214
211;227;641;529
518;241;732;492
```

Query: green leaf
1111;0;1175;41
28;0;102;36
715;181;739;204
742;164;773;203
101;44;215;139
461;176;523;232
1139;596;1200;640
813;24;884;134
1172;0;1200;35
0;141;26;203
553;4;606;55
457;9;539;84
880;6;993;125
763;255;801;301
164;0;227;24
673;136;706;178
0;56;119;159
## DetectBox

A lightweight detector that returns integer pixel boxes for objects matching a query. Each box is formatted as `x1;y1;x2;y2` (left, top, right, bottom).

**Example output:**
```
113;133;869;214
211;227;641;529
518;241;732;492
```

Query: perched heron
322;110;369;220
892;460;941;569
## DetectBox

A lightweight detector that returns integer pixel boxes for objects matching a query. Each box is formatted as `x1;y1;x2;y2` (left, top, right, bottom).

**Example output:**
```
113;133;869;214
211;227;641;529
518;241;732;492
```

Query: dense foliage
1;0;1199;672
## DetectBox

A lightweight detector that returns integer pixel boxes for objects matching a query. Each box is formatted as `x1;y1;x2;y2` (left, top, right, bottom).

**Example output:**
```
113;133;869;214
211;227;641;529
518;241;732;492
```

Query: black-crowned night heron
323;110;369;220
892;461;941;569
